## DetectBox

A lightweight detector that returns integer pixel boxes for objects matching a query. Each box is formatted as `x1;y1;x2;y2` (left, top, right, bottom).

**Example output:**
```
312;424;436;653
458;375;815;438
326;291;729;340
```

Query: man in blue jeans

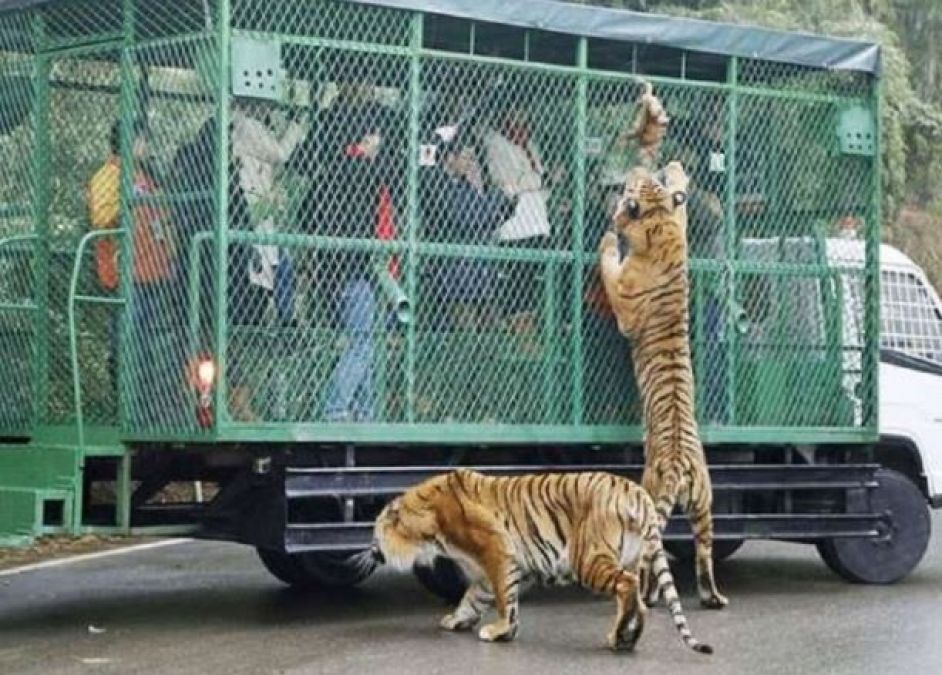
325;278;377;422
321;104;397;422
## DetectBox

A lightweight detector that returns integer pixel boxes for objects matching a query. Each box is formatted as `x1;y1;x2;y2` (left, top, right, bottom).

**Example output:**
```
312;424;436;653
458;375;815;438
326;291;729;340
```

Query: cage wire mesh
0;0;880;440
0;12;35;433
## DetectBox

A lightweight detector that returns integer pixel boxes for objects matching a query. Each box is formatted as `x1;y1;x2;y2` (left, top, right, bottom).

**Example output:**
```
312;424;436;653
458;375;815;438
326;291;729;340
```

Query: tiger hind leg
441;579;493;632
691;501;729;609
577;552;646;652
609;569;646;652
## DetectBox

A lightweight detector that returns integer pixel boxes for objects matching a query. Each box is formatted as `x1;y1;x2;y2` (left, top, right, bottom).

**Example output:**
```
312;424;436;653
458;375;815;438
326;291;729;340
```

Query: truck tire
664;538;745;563
257;548;377;589
414;557;468;604
816;469;931;584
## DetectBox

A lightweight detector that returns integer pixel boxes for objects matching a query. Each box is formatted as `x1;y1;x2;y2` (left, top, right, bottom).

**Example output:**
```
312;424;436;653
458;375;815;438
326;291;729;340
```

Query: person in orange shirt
87;120;177;424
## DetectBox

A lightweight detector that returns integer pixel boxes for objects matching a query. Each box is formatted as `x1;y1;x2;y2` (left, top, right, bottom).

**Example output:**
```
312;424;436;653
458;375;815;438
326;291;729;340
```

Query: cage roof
0;0;881;75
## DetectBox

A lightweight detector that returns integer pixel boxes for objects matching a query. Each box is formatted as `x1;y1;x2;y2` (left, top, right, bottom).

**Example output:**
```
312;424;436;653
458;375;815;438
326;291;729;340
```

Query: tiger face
613;161;689;256
373;492;439;571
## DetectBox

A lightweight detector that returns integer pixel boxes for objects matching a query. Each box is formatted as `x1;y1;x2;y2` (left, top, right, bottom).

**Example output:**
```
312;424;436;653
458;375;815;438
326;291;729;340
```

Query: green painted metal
405;12;422;423
723;56;739;426
68;228;126;452
0;0;881;451
215;0;232;429
0;488;44;546
570;36;588;425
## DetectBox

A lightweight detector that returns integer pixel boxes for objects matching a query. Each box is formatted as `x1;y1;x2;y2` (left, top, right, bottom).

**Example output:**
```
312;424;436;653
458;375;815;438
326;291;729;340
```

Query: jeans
325;279;376;421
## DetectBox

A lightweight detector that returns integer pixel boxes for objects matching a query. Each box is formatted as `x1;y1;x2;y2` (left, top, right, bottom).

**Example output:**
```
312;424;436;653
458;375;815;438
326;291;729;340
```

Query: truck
0;0;935;597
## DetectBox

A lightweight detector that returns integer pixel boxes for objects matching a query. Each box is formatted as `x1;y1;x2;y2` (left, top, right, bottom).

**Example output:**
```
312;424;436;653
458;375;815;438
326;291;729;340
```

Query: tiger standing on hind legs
598;80;728;610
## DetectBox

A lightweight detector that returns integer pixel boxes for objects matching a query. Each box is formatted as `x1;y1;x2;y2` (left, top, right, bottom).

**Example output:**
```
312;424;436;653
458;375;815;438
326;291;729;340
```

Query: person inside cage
314;102;400;423
423;131;505;329
231;95;308;322
87;120;178;421
483;104;553;346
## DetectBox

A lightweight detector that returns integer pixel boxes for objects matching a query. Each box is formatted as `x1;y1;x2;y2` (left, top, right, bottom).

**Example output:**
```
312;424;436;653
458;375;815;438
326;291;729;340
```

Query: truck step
0;487;74;548
0;442;128;548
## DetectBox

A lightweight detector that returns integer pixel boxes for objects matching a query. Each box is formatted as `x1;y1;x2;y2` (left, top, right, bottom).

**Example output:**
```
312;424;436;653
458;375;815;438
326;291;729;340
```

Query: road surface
2;514;941;675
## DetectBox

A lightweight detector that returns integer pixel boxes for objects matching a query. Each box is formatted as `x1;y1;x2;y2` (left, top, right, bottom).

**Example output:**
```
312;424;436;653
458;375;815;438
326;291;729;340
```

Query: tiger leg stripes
608;568;646;652
691;492;729;609
440;580;493;632
477;558;522;642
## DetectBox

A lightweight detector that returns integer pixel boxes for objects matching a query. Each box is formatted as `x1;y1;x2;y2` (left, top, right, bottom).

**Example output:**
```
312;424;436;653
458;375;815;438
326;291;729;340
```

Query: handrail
68;228;125;452
0;232;39;248
0;233;39;313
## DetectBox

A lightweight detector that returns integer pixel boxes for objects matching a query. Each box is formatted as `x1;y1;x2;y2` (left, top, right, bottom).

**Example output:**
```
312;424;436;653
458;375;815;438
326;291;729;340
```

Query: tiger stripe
599;161;728;609
373;469;712;654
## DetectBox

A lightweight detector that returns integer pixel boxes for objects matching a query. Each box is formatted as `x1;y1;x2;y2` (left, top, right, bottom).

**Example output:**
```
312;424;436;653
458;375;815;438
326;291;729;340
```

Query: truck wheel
664;538;745;563
816;469;931;584
414;557;468;604
257;548;377;589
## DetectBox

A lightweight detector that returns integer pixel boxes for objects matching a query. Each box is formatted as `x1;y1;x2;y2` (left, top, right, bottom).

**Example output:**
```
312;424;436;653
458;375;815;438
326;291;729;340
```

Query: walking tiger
370;469;712;654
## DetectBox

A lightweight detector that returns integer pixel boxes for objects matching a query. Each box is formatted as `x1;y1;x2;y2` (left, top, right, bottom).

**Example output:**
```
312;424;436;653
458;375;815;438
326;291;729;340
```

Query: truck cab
867;243;942;504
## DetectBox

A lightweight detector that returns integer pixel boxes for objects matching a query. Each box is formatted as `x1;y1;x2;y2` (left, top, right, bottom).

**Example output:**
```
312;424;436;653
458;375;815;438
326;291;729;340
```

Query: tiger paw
440;613;478;632
478;620;518;643
700;592;729;610
607;631;638;653
599;231;619;256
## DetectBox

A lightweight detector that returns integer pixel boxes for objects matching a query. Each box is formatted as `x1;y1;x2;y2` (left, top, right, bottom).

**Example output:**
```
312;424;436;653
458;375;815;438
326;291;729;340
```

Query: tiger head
371;483;441;571
612;161;689;257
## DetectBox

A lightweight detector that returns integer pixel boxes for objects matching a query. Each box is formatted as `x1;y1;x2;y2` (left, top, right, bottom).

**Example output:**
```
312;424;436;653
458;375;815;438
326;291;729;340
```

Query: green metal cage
0;0;881;448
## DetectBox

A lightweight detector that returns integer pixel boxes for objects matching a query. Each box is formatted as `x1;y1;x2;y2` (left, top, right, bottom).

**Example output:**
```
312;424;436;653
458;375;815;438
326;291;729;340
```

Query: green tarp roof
0;0;881;75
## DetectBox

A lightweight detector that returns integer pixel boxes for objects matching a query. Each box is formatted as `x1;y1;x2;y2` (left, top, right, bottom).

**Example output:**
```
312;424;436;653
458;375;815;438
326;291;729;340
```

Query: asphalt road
2;514;942;675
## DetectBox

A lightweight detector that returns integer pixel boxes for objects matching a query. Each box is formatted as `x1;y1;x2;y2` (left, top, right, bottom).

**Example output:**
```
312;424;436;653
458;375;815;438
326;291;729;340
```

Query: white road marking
0;538;192;577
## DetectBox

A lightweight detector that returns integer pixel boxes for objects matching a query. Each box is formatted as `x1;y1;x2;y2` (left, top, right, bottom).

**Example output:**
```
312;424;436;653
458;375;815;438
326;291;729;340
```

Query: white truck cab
871;244;942;505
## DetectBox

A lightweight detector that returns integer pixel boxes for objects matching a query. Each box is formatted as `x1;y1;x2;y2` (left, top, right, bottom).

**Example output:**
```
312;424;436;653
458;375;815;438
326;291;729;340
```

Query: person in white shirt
483;106;552;340
231;98;308;293
483;107;551;243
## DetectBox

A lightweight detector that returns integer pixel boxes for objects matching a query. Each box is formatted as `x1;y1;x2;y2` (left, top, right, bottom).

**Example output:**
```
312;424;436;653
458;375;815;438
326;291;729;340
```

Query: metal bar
570;36;588;424
405;12;422;423
193;228;578;263
116;449;131;533
284;513;885;552
31;13;50;433
542;261;559;423
0;302;37;312
179;421;873;446
864;76;882;432
285;463;879;498
214;0;231;428
723;56;739;425
117;0;135;433
72;295;127;305
38;34;126;58
0;233;40;248
68;229;126;453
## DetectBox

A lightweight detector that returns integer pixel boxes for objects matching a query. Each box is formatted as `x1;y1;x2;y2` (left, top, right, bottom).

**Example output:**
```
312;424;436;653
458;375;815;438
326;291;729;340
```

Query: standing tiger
371;469;712;654
598;160;728;609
